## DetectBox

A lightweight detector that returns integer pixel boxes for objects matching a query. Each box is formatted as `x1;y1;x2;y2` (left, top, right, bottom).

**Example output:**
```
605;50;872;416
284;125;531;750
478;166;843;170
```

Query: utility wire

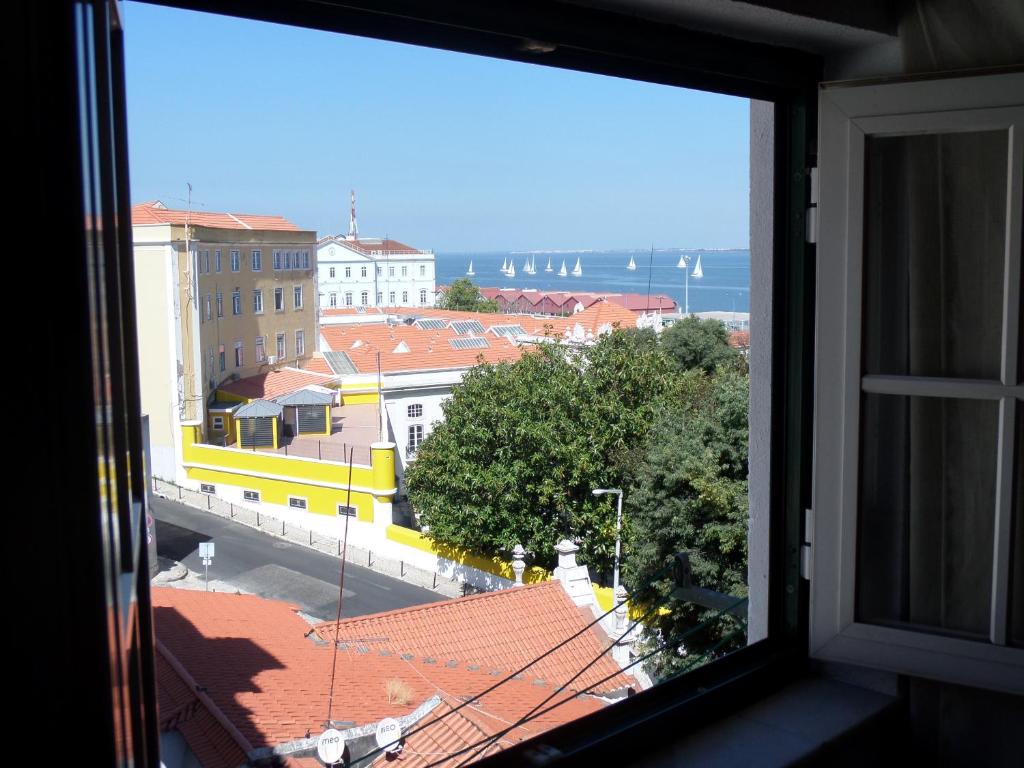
355;563;674;763
440;595;748;768
325;447;355;726
427;599;748;768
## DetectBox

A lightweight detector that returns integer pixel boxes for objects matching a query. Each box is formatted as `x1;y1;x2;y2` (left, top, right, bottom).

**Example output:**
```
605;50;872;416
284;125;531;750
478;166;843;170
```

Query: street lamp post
592;488;623;591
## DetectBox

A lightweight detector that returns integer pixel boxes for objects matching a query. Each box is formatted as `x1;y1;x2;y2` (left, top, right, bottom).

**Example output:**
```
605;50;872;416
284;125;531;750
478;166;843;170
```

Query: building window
345;266;351;278
216;291;223;318
293;285;303;309
282;251;291;270
215;250;222;273
244;490;261;503
377;292;383;305
402;291;408;304
230;250;240;272
288;497;307;510
330;292;337;308
205;294;212;321
274;287;284;311
219;346;225;373
360;291;368;306
377;266;382;276
252;249;262;272
401;265;408;277
329;267;335;278
200;483;216;494
253;289;263;314
337;505;356;517
232;289;241;315
361;266;367;278
389;266;395;277
234;341;243;368
273;250;281;270
255;335;266;362
408;404;423;418
345;292;353;306
408;424;424;455
295;329;305;357
389;291;395;305
211;416;224;430
202;250;210;273
299;251;310;269
419;289;427;305
420;265;426;277
276;333;286;359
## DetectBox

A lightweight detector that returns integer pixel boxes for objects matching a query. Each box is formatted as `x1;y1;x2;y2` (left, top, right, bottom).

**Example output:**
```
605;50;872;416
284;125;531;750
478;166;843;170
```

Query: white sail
677;255;686;268
572;258;582;276
524;256;536;275
558;260;567;277
501;257;508;273
627;256;636;271
692;255;704;279
508;261;516;277
466;260;475;276
545;256;553;272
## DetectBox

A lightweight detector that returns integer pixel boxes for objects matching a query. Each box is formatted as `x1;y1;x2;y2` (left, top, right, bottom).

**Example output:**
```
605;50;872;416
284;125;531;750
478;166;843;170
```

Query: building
153;557;632;767
474;287;677;316
22;2;1022;767
317;191;436;310
132;201;318;482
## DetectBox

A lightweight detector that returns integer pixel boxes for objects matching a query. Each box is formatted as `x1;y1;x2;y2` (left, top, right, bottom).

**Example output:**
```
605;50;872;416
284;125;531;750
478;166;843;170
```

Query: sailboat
466;260;475;276
507;260;516;278
501;257;508;274
558;260;567;277
677;254;687;268
545;256;553;273
627;256;636;271
692;255;704;279
571;258;582;277
527;256;538;275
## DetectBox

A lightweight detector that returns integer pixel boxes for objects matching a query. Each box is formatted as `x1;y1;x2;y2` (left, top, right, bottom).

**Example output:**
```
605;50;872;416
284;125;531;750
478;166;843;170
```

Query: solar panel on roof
449;336;489;350
413;318;448;330
450;320;486;335
490;324;526;338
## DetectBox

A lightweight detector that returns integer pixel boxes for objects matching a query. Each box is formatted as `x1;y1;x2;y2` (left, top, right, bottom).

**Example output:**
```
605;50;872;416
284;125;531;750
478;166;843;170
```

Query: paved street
151;496;445;620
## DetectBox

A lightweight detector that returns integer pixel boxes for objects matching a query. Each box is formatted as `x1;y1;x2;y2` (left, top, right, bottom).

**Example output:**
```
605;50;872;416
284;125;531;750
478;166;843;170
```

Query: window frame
252;248;261;272
230;249;240;272
812;72;1024;693
293;284;302;309
253;288;263;314
231;288;241;315
255;335;266;362
295;329;304;357
288;496;307;510
244;489;261;503
337;504;357;517
200;483;216;494
274;286;284;312
276;332;286;360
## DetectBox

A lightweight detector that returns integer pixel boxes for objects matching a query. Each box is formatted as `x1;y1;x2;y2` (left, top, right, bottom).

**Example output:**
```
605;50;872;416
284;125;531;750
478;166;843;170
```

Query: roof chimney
511;544;526;586
552;539;595;609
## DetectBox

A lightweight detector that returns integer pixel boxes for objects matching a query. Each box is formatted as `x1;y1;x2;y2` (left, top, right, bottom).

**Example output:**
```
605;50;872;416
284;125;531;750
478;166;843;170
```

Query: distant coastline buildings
441;286;678;317
316;191;436;310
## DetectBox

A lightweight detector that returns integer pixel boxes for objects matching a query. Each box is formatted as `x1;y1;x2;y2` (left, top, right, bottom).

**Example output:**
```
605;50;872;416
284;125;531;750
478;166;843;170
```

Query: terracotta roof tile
131;201;304;232
219;368;335;400
317;236;425;254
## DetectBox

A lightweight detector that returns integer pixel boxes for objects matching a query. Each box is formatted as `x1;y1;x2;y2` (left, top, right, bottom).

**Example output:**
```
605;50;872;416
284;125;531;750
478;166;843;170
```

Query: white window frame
389;266;395;277
330;292;337;308
401;265;407;277
812;71;1024;694
402;291;408;304
420;265;425;277
282;251;291;270
294;284;303;309
232;289;241;316
360;291;368;306
408;423;424;452
244;490;261;503
329;267;335;278
274;287;284;312
345;292;353;306
200;483;216;494
337;504;356;517
273;250;281;270
211;416;224;430
407;403;423;418
295;329;305;357
215;250;222;273
361;266;367;278
389;291;395;305
252;249;262;272
205;294;212;321
419;289;427;305
216;292;223;318
345;266;351;278
234;340;244;368
377;292;382;305
277;333;286;359
230;249;240;272
253;289;263;314
288;496;307;510
255;335;266;363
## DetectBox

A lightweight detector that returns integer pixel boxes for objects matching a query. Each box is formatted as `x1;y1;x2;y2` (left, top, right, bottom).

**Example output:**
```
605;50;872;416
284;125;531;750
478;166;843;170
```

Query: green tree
438;278;499;313
405;330;673;573
622;368;749;681
660;316;744;373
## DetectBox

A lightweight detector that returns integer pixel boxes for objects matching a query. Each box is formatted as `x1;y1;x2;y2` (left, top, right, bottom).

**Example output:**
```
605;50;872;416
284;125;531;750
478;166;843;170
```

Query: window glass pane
1011;405;1024;648
862;131;1008;379
857;394;998;638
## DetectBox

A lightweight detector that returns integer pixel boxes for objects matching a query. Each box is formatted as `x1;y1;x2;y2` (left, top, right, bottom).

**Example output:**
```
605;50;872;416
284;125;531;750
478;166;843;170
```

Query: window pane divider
860;375;1022;400
991;396;1017;645
1002;122;1023;385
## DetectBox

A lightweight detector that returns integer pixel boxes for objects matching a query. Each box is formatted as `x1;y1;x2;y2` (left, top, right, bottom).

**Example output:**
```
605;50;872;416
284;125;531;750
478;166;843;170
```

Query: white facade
317;236;436;310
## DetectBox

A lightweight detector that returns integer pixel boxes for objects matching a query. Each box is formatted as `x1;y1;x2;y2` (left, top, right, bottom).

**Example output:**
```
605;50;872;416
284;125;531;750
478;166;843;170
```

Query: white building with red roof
317;190;436;310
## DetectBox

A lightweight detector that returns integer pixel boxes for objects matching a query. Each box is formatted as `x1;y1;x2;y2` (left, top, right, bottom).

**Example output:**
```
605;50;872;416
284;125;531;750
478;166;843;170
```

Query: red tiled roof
131;201;303;232
317;236;424;254
152;587;610;766
313;581;632;695
219;368;334;400
321;307;386;317
300;356;335;375
729;330;750;348
475;287;676;314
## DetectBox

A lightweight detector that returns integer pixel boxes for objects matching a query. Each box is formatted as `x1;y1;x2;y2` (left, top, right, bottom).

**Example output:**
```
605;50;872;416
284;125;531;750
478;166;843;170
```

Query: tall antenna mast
347;189;358;240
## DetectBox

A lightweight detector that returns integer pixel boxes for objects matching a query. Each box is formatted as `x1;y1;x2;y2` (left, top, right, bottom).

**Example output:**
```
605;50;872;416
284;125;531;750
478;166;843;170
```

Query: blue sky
124;3;749;252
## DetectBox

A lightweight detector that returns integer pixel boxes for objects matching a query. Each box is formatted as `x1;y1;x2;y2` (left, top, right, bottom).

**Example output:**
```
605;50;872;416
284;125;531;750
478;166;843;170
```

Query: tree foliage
438;278;499;313
660;316;744;373
405;330;673;573
622;368;749;681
